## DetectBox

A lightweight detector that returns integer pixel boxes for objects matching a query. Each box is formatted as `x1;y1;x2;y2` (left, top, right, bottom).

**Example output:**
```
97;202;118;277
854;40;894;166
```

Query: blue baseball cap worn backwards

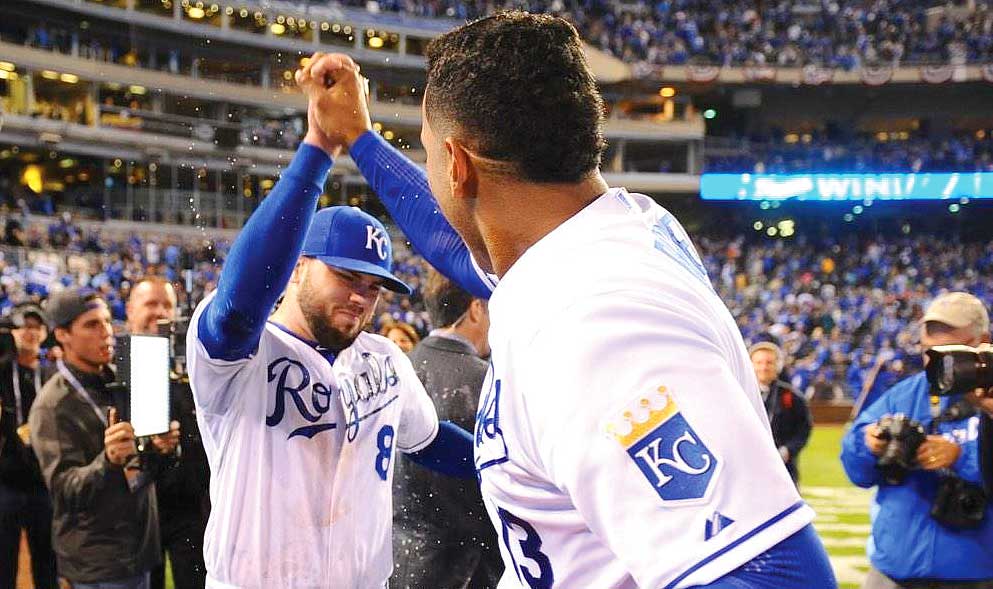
301;206;412;295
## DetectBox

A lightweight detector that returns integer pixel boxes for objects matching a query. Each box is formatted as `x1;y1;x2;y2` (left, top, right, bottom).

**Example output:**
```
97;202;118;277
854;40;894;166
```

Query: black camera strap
928;395;977;433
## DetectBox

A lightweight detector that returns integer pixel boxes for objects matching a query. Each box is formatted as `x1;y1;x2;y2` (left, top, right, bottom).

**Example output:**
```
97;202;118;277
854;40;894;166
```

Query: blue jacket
841;371;993;581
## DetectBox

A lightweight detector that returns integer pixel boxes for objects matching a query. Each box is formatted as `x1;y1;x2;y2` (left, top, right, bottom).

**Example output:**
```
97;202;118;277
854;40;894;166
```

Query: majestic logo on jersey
474;366;509;472
365;226;389;260
266;357;338;439
705;511;735;541
606;386;718;502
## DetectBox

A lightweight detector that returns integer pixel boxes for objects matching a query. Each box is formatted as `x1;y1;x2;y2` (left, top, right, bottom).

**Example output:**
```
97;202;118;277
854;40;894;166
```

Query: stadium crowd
5;0;993;71
339;0;993;67
0;210;987;405
0;213;432;339
706;130;993;173
700;233;993;404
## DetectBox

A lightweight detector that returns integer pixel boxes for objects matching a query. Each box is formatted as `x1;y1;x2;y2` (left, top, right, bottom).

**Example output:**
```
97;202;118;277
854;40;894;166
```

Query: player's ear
445;137;478;201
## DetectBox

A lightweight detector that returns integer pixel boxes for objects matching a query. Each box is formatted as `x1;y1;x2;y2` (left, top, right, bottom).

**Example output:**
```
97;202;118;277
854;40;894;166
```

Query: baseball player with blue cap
186;54;475;589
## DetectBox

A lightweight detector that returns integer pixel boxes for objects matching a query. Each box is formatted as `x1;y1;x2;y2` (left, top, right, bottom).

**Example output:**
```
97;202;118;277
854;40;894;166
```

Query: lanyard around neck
11;362;41;426
56;360;108;426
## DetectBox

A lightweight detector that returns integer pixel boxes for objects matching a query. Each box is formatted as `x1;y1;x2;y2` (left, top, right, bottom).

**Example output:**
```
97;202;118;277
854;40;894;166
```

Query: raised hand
295;52;373;155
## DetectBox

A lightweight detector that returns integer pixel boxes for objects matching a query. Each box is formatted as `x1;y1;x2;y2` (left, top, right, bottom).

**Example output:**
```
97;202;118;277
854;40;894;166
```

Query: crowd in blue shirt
337;0;993;68
706;130;993;173
0;212;990;406
697;233;993;402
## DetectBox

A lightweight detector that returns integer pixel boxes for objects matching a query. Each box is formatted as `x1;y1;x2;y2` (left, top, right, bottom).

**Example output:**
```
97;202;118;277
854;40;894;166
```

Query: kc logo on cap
365;226;389;261
300;206;412;295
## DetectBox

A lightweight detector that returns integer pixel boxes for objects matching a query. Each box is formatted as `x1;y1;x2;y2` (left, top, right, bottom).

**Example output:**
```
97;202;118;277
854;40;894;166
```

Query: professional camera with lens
930;476;988;529
926;343;993;396
876;414;927;485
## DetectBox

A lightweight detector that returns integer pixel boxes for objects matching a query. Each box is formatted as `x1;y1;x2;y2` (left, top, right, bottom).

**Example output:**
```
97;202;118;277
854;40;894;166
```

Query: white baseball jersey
188;292;439;589
473;188;814;589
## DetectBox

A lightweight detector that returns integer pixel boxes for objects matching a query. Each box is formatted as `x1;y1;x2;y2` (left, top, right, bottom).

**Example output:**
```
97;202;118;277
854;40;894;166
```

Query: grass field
800;424;871;589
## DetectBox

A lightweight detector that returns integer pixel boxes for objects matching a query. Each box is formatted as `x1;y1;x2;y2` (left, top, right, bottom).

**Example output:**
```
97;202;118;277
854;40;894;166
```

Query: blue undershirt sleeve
349;131;495;299
198;143;333;361
406;420;476;479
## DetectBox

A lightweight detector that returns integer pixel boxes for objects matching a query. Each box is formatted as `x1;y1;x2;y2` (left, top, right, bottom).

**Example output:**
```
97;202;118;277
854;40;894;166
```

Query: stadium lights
129;85;147;95
383;130;395;140
703;109;717;120
369;37;384;48
187;6;205;18
0;71;9;80
659;87;676;98
0;62;14;72
777;219;795;238
60;73;79;84
753;221;763;231
41;70;60;80
21;165;43;194
271;23;286;35
949;204;961;213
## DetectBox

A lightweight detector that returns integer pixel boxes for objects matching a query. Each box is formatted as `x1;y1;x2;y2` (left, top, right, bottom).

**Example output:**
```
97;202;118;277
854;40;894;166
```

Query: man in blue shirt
842;292;993;589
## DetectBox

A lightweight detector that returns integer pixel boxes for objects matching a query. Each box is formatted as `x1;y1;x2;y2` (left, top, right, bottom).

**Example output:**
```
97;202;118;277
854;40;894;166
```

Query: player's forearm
201;142;333;360
406;420;475;479
349;131;493;299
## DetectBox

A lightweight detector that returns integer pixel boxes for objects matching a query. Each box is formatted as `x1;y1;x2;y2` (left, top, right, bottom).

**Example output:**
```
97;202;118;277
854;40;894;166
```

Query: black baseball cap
45;289;105;329
10;303;48;329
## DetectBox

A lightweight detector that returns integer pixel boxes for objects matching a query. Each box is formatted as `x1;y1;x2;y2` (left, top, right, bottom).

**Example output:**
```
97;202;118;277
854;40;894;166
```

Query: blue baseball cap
301;206;411;295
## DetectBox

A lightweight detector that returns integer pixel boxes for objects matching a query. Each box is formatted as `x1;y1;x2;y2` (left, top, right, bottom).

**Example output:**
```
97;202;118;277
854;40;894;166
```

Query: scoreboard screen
700;172;993;201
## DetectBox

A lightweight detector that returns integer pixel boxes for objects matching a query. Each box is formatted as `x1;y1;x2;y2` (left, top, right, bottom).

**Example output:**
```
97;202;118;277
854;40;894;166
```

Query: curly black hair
425;12;607;184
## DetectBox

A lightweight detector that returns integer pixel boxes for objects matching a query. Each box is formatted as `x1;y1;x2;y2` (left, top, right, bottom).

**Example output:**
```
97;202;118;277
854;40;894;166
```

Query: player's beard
297;278;366;353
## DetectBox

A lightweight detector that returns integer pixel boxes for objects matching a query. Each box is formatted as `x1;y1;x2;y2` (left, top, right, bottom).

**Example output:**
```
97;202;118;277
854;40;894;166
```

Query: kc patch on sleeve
605;387;719;503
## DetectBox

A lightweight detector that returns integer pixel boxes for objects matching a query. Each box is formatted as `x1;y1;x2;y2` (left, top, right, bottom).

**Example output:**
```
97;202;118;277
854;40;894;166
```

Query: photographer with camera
28;289;179;589
841;292;993;589
125;276;208;589
0;304;57;589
